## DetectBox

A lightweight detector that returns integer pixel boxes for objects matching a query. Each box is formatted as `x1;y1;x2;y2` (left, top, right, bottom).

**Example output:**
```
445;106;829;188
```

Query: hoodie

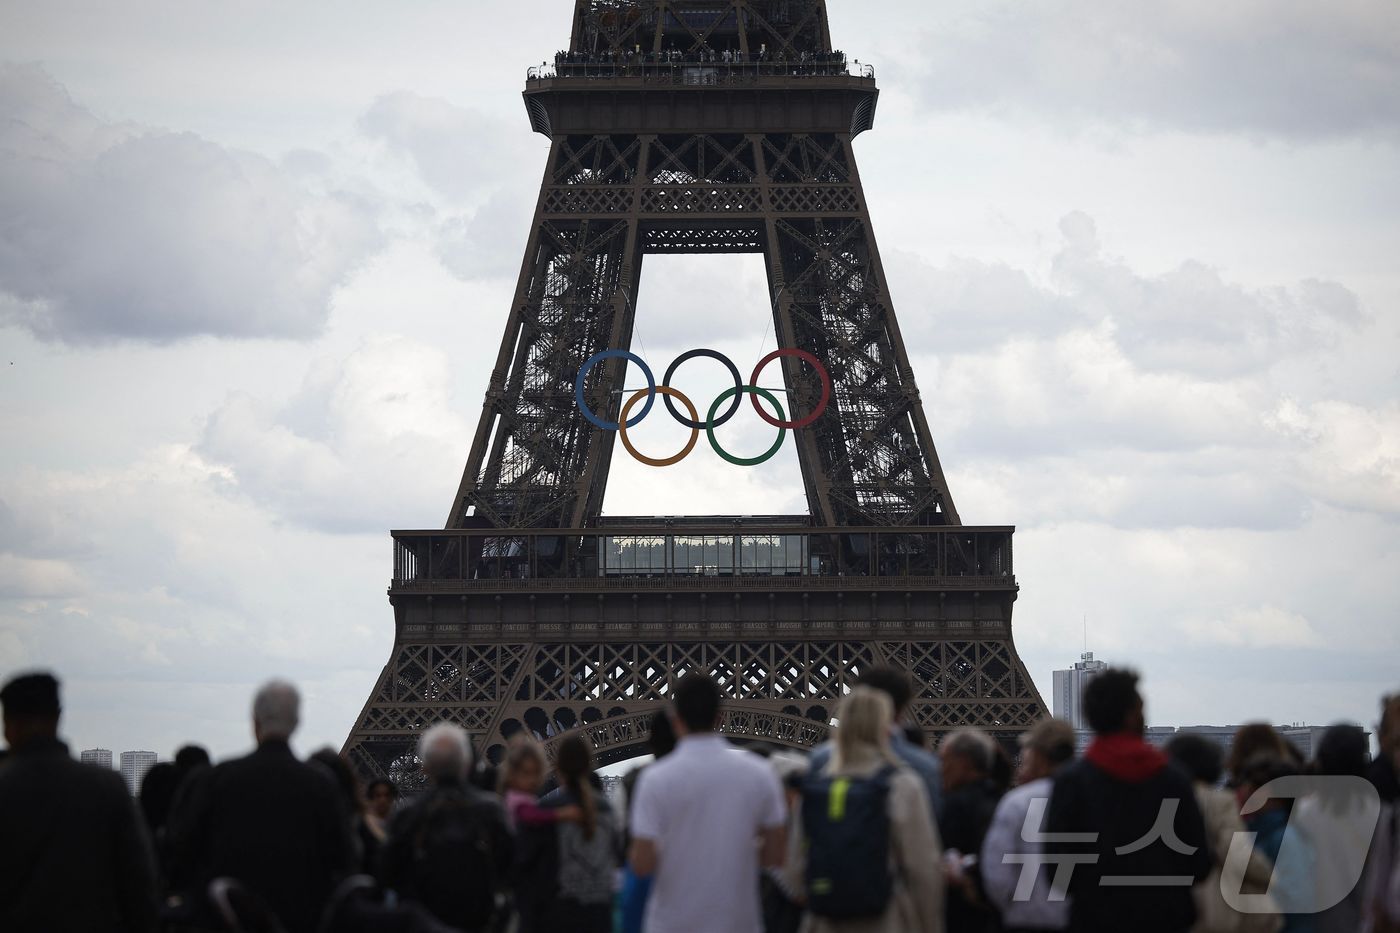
1044;732;1213;933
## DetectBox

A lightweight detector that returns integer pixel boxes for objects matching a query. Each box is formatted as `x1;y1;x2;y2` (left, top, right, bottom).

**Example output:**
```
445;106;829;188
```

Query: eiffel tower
344;0;1046;783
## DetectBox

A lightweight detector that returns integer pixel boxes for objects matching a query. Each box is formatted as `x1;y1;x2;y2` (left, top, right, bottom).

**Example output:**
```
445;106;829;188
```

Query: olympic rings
706;386;787;466
573;346;831;466
618;386;700;467
749;348;831;430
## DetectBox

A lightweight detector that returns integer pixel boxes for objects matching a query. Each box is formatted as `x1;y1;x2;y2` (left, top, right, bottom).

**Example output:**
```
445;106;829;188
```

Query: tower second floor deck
390;519;1016;596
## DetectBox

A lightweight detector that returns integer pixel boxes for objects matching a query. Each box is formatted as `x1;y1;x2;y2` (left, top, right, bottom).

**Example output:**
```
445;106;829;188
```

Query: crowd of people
2;666;1399;933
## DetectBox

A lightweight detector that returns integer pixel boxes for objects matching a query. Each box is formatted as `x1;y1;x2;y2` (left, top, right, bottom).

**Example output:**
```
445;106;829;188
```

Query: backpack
800;764;898;919
411;788;501;929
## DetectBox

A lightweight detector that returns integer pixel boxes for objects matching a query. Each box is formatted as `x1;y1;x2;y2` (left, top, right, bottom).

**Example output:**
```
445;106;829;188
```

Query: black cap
0;672;61;717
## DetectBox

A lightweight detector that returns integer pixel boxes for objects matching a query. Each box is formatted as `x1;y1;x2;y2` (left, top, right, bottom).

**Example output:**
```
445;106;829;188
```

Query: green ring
706;385;787;466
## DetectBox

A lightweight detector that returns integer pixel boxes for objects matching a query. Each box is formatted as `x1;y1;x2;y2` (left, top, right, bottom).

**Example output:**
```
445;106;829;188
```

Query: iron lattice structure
345;0;1046;782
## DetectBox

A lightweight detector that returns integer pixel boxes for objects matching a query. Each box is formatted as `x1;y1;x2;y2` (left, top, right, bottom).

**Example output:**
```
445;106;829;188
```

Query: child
499;734;580;830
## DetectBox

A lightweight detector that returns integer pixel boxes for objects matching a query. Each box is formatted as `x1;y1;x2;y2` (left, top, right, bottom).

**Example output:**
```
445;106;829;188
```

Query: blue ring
575;349;656;430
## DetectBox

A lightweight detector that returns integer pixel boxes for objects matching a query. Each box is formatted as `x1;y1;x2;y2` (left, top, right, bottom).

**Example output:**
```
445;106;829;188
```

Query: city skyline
2;0;1398;760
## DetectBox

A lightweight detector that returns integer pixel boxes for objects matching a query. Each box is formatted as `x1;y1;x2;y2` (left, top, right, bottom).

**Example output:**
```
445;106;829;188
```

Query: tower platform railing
526;58;874;83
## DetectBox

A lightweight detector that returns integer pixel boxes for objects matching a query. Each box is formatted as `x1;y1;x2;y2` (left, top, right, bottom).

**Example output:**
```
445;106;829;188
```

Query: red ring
748;348;831;429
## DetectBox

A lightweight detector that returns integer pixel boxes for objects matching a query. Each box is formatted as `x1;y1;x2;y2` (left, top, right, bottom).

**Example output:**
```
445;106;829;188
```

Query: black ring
662;348;743;429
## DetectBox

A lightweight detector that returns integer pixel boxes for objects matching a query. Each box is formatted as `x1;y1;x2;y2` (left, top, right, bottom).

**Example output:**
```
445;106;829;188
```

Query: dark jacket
1370;753;1400;804
1045;732;1212;933
167;738;353;933
938;776;1002;933
380;777;514;933
0;737;159;932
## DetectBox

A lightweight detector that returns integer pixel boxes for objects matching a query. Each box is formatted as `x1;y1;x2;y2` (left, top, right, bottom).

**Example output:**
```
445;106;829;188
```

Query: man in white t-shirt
628;673;788;933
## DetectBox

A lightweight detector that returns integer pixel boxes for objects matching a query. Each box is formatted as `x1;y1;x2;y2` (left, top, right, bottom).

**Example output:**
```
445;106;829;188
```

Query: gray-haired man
380;723;513;933
169;679;353;933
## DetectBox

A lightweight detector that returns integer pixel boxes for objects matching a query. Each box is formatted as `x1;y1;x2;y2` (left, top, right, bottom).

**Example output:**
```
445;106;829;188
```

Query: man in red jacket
1045;668;1211;933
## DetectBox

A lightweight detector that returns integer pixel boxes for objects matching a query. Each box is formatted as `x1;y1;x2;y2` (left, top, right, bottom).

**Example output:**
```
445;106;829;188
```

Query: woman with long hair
791;686;944;933
499;734;580;933
551;735;620;933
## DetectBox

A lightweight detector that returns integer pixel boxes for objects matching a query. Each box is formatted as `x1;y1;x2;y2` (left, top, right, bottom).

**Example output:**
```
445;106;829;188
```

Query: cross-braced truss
347;632;1045;781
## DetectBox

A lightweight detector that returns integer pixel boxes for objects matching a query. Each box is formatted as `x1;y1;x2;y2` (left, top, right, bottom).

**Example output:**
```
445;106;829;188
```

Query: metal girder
343;629;1046;782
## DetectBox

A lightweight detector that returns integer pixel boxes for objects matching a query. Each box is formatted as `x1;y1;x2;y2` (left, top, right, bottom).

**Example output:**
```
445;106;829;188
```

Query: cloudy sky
2;0;1398;761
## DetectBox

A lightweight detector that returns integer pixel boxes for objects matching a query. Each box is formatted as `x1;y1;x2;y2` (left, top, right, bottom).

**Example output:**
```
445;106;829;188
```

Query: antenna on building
1083;613;1087;655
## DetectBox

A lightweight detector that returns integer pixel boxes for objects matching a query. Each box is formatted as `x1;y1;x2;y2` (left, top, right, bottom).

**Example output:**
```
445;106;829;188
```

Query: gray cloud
885;249;1089;350
1269;398;1400;519
0;64;381;343
0;445;392;759
198;335;470;534
436;189;536;280
357;90;543;282
1052;213;1369;377
886;212;1395;529
892;212;1368;377
951;449;1311;532
359;91;529;203
910;0;1400;138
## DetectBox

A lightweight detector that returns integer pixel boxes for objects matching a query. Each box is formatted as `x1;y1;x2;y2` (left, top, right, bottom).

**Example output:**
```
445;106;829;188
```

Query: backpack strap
873;764;903;882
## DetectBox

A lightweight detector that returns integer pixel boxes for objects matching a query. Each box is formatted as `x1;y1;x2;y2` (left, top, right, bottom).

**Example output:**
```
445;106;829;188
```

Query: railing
526;58;875;84
390;523;1013;589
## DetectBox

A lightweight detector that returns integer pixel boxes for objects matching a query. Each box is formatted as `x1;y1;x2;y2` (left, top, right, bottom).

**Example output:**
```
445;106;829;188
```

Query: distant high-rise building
119;750;157;795
1052;651;1108;730
80;748;113;769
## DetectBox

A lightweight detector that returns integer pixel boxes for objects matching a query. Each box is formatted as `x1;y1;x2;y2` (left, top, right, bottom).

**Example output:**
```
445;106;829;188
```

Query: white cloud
880;211;1396;535
1269;398;1400;517
910;0;1400;138
198;334;471;533
358;91;528;203
356;90;544;283
0;64;381;343
1183;605;1323;648
933;327;1271;459
1052;214;1369;377
891;212;1368;376
0;442;392;758
951;451;1309;532
0;553;86;599
436;189;536;280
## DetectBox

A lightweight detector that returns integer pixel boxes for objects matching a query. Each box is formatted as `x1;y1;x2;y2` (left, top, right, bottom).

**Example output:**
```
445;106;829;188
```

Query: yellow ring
617;386;700;466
